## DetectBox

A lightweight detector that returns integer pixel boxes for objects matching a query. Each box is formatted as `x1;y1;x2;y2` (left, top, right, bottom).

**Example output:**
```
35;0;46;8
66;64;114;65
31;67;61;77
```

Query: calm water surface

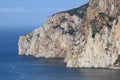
0;27;120;80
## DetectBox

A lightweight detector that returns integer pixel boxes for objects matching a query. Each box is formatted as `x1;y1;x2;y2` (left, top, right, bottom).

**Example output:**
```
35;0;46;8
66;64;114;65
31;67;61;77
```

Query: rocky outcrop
18;0;120;69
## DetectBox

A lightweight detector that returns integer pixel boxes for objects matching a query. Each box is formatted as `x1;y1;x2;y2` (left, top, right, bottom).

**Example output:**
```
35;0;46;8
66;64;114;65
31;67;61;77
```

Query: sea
0;26;120;80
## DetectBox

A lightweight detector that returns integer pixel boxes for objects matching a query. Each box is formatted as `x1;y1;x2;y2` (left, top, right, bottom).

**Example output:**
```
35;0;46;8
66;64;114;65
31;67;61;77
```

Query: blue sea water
0;27;120;80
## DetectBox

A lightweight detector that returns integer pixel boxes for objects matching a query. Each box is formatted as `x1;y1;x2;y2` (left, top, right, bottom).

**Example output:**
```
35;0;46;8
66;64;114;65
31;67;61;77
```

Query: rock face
18;0;120;69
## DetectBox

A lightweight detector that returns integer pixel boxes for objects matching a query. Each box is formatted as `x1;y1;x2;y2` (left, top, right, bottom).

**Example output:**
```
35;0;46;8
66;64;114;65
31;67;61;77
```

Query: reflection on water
0;56;120;80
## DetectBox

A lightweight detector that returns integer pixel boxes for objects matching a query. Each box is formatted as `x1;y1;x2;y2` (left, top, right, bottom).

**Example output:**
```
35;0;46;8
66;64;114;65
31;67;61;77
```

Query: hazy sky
0;0;89;29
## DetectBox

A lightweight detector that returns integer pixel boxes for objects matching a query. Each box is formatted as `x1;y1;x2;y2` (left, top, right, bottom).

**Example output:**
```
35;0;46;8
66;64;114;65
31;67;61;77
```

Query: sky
0;0;89;29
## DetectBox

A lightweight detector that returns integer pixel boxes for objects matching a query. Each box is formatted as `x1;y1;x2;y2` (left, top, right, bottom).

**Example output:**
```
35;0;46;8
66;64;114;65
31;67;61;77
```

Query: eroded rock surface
18;0;120;69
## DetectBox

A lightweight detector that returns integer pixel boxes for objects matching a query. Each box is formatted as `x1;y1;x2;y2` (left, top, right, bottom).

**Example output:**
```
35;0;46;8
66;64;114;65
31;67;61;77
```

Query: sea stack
18;0;120;69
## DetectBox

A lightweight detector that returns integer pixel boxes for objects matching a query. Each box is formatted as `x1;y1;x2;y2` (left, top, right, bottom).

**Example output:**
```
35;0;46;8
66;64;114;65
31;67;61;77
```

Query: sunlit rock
18;0;120;69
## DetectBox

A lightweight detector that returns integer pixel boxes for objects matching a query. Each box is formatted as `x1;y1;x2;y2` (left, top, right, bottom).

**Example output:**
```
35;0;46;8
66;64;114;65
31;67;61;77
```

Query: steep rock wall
18;0;120;69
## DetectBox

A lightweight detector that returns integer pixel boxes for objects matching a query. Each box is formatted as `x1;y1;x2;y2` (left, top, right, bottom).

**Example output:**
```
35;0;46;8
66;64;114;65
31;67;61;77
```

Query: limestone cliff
18;0;120;69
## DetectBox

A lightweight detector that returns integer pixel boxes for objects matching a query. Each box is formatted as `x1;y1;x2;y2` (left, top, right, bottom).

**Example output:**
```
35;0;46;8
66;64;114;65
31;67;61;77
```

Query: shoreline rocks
18;0;120;69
